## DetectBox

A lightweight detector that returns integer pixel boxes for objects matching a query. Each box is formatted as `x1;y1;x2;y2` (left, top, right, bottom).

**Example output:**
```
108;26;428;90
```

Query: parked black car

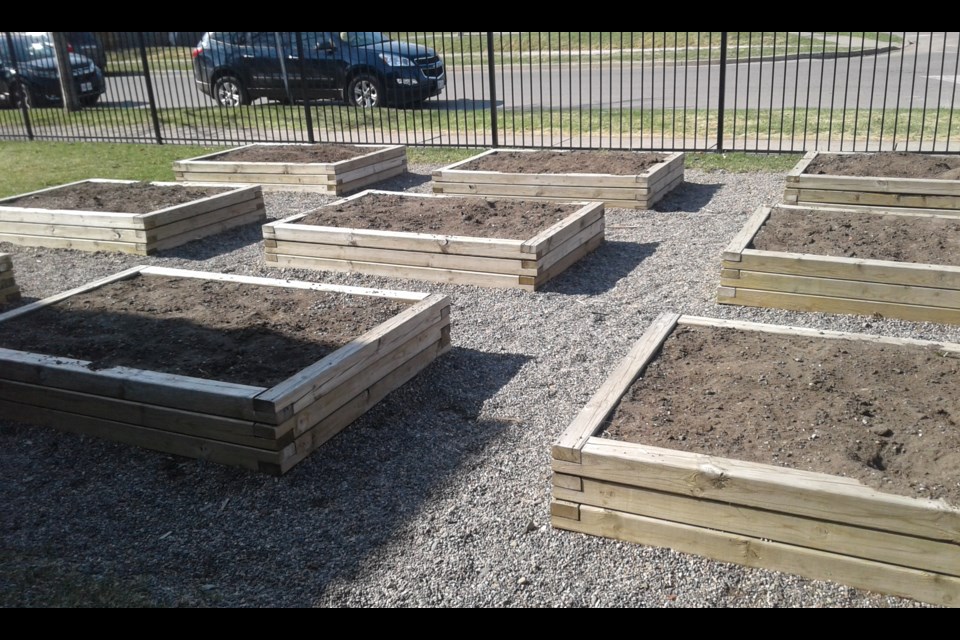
0;32;106;108
192;32;446;108
65;32;107;72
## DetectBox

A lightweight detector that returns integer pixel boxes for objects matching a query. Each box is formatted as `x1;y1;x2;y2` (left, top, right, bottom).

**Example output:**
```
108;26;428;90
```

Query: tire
80;94;101;107
11;82;35;109
213;75;248;107
346;74;382;108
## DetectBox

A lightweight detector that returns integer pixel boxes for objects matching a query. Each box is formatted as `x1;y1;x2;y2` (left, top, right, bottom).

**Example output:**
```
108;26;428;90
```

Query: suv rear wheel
346;74;382;108
213;75;248;107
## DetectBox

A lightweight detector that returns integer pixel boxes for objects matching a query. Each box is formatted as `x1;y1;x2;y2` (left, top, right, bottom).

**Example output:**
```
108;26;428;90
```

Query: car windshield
339;32;389;47
4;33;55;62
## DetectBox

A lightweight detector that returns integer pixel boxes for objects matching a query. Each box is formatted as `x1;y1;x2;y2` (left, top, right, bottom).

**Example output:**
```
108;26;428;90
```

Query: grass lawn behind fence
0;140;798;199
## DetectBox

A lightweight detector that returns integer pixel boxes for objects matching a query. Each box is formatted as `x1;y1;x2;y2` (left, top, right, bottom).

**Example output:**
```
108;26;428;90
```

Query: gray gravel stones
0;164;952;608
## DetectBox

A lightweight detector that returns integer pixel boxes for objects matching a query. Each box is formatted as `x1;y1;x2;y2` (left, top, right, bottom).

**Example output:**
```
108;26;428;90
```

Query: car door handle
287;56;299;61
241;54;254;59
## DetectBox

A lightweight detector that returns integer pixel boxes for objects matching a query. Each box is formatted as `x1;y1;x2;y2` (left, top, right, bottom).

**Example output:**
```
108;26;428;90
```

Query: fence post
4;32;34;140
716;32;727;153
138;32;164;144
295;32;316;143
486;32;498;148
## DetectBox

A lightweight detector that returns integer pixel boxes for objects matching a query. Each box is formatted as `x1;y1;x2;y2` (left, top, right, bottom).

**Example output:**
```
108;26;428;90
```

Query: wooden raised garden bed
551;313;960;607
717;203;960;325
0;253;20;304
0;266;451;475
784;150;960;212
0;179;265;255
262;189;605;291
432;149;684;209
173;143;408;195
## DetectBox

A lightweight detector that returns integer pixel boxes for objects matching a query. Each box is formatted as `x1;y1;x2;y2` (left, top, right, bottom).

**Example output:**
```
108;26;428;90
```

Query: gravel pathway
1;164;955;608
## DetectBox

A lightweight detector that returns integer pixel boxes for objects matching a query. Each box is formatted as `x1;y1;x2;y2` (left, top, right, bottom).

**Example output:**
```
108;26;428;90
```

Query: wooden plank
335;155;407;185
0;347;265;421
147;199;265;242
327;145;406;173
145;208;266;254
723;269;960;309
550;499;580;520
0;397;291;475
269;240;535;277
642;160;685;192
335;163;408;195
138;266;428;303
432;148;498;172
268;253;527;290
555;477;960;577
275;314;447;441
0;232;144;254
552;313;680;463
638;174;684;209
0;274;15;290
791;188;960;210
792;173;960;196
717;287;960;325
0;219;146;243
140;185;262;229
428;181;647;201
552;472;582;491
774;201;960;220
0;207;150;229
0;178;132;204
278;333;447;475
722;206;771;261
533;219;605;273
529;229;604;288
0;378;279;450
254;294;450;421
176;171;332;186
553;439;960;542
430;185;644;209
265;221;527;260
734;249;960;290
555;504;960;608
522;201;604;257
434;170;644;189
785;150;818;179
0;284;21;302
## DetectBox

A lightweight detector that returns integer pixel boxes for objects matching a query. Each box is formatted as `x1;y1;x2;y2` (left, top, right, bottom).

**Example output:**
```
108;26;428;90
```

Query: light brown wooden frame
0;179;265;256
173;143;407;195
551;313;960;607
718;203;960;325
263;189;605;291
784;150;960;211
432;149;684;209
0;253;20;304
0;266;451;475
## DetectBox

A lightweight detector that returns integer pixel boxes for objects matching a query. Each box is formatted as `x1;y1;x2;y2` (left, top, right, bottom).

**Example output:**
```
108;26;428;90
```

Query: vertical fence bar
138;32;164;144
294;33;315;144
716;32;727;152
5;31;34;140
486;32;498;147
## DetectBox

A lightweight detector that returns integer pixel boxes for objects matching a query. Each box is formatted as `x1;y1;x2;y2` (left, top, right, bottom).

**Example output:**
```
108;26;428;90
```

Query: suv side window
278;33;335;56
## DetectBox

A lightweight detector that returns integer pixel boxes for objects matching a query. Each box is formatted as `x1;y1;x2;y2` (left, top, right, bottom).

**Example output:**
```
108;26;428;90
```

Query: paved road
102;33;959;113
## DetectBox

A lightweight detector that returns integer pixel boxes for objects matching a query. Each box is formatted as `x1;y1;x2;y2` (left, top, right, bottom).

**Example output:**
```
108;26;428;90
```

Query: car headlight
378;53;414;67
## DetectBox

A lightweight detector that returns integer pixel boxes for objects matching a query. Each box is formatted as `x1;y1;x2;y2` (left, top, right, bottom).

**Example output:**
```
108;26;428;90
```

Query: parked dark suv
0;32;106;108
192;32;446;108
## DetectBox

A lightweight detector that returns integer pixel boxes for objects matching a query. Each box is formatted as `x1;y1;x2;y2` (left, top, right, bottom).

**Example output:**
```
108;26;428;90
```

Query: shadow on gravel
0;346;532;607
153;219;268;261
653;181;723;212
539;240;659;296
371;171;433;191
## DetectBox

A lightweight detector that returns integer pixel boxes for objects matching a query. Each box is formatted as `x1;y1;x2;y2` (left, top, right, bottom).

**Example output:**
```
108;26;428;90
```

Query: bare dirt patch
601;324;960;506
1;182;231;214
456;150;669;175
207;144;374;164
0;275;406;388
297;192;580;238
751;207;960;266
804;151;960;180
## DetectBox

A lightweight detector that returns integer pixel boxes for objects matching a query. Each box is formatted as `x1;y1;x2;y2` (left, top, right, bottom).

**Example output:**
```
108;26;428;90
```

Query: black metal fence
1;31;958;152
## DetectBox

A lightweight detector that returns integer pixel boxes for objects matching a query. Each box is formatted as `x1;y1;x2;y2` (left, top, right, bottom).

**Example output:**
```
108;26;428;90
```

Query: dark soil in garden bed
0;275;407;388
1;182;232;214
751;207;960;266
600;324;960;506
455;150;669;175
804;151;960;180
297;193;582;238
207;144;376;164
